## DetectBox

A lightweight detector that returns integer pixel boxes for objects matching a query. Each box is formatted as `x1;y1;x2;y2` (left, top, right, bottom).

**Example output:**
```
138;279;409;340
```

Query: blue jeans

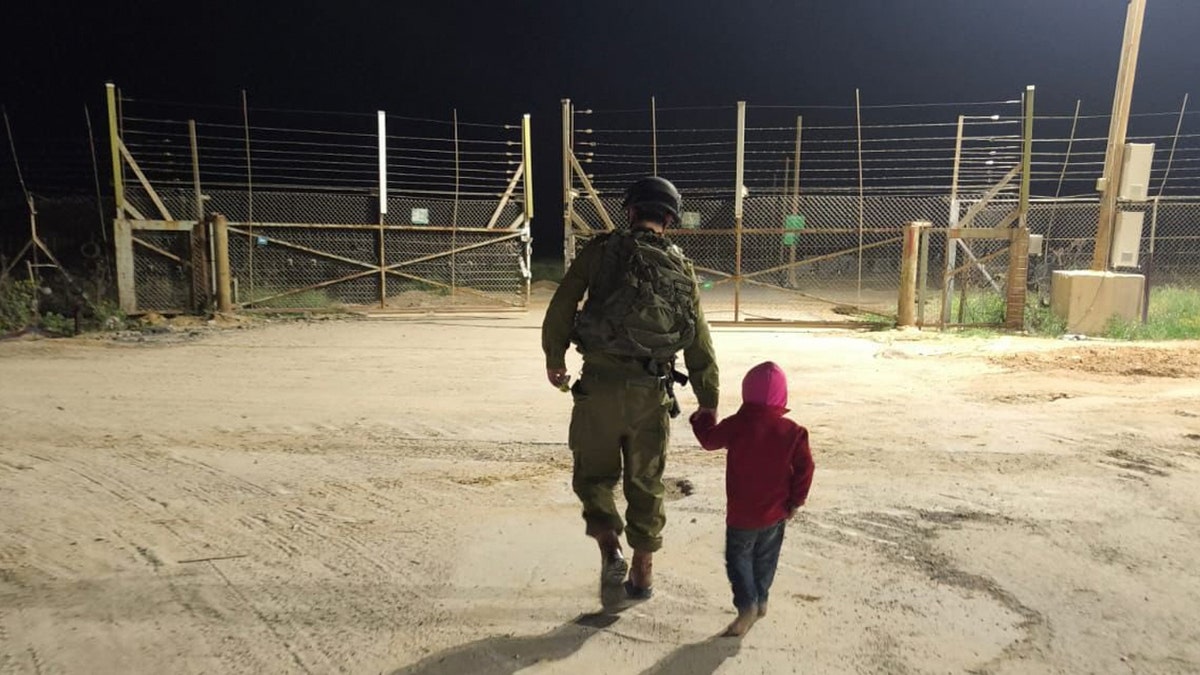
725;520;786;611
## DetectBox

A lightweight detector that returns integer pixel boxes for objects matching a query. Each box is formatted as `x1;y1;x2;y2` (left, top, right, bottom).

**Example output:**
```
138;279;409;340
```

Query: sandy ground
2;295;1200;675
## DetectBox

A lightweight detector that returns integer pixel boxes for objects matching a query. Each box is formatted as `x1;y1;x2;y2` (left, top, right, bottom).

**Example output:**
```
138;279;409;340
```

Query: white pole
378;110;387;217
734;101;746;220
943;114;965;326
651;95;658;175
855;88;865;302
734;101;746;322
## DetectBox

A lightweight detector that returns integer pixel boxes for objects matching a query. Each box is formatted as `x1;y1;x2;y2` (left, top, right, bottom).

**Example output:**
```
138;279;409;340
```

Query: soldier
542;176;719;599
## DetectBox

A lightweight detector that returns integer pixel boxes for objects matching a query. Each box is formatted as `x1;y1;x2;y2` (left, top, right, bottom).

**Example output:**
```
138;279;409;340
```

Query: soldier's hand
695;407;717;420
547;368;570;389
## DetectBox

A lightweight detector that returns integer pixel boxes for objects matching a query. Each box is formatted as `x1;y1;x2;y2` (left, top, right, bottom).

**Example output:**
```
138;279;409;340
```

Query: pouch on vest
572;231;697;362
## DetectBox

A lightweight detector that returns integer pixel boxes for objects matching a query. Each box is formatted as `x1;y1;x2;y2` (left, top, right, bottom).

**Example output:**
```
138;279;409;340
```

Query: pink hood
742;361;788;408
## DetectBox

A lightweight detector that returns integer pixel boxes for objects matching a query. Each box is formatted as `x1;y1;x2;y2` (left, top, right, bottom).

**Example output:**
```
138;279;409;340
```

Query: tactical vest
572;230;698;362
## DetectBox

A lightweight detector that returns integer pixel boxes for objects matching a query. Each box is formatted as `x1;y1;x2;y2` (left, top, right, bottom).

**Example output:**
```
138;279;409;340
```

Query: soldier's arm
541;241;598;370
682;265;719;409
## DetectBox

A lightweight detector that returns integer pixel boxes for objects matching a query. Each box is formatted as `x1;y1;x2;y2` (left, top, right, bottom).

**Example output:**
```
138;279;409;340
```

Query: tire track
206;563;316;675
46;450;343;673
0;614;14;675
797;509;1050;670
26;647;44;675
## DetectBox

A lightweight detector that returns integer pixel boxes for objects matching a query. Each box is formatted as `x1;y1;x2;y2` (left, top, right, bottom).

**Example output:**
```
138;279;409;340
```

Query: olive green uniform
542;236;719;552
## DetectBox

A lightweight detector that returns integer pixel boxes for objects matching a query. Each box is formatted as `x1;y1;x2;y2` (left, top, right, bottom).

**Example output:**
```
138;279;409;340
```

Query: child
690;361;814;637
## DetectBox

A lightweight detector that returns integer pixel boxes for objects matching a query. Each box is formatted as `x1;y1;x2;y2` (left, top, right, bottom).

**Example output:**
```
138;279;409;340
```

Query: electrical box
1029;234;1044;256
1118;143;1155;202
1110;211;1144;268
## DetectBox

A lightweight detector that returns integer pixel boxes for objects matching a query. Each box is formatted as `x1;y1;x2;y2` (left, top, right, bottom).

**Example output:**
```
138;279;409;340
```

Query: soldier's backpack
572;229;697;362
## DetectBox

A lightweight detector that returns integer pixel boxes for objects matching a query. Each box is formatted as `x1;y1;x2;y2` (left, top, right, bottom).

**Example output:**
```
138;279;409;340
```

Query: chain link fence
565;95;1200;327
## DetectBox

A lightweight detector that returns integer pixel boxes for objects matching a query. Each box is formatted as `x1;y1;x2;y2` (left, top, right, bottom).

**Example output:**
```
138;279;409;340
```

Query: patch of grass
1025;301;1067;337
40;312;75;336
839;308;894;330
90;299;127;330
1105;285;1200;340
949;292;1006;326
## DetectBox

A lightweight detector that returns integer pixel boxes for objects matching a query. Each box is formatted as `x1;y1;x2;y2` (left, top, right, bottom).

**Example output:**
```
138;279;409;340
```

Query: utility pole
1092;0;1147;271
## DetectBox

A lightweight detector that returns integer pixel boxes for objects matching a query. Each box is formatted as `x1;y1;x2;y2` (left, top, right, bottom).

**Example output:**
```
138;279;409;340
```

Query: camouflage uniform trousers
569;367;673;553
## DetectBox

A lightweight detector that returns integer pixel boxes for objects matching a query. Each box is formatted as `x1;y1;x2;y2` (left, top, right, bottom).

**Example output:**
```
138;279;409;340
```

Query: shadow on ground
639;635;742;675
388;613;619;675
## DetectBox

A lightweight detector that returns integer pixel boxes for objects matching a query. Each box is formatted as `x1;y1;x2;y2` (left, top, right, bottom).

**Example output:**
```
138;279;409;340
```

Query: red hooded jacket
690;361;815;530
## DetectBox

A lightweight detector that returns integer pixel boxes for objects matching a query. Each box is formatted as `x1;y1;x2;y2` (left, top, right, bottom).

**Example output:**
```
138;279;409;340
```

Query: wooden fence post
897;221;929;327
212;213;232;313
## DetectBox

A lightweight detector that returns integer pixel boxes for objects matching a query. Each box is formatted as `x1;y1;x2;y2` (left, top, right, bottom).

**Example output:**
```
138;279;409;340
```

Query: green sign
681;211;701;229
783;214;805;246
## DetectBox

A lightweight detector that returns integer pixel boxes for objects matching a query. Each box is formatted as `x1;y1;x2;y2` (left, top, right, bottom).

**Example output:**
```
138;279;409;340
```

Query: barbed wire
103;94;525;200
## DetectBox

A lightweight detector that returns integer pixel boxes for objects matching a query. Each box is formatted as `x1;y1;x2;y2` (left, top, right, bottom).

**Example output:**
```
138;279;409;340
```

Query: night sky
3;0;1200;255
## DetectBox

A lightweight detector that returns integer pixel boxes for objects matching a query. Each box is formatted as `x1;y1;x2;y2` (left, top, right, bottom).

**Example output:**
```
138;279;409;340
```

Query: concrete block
1050;270;1144;335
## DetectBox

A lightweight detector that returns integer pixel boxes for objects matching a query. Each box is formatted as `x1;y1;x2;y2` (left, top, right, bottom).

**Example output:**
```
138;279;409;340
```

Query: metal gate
106;83;533;314
560;99;978;325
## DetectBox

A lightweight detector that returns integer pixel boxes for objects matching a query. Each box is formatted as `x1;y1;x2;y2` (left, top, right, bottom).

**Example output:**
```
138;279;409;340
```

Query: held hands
547;368;570;391
690;407;718;424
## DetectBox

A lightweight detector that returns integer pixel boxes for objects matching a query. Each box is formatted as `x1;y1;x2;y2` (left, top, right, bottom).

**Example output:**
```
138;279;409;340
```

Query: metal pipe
734;101;746;322
942;114;965;328
651;95;658;175
241;89;255;300
561;98;573;271
189;119;216;301
378;110;388;307
1142;196;1158;323
855;88;865;301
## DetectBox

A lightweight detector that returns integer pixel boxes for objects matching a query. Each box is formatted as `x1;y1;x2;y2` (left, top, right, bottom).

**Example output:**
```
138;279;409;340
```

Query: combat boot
595;530;627;587
625;549;654;599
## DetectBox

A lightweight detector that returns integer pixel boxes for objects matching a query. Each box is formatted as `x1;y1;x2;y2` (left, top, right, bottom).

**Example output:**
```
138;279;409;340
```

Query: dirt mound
993;344;1200;378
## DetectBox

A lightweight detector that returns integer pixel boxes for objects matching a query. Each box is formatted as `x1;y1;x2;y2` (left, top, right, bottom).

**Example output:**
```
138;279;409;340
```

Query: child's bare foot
757;601;768;618
722;608;758;637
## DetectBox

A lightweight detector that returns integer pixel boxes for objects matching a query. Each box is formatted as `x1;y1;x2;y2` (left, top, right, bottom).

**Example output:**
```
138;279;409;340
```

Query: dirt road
2;304;1199;674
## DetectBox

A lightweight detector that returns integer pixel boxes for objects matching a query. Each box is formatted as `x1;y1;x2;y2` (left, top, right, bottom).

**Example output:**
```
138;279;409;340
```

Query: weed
0;276;37;332
949;292;1006;326
1105;286;1200;340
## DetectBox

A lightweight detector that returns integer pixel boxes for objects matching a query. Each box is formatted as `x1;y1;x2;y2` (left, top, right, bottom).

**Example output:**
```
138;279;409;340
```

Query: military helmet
622;176;681;223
